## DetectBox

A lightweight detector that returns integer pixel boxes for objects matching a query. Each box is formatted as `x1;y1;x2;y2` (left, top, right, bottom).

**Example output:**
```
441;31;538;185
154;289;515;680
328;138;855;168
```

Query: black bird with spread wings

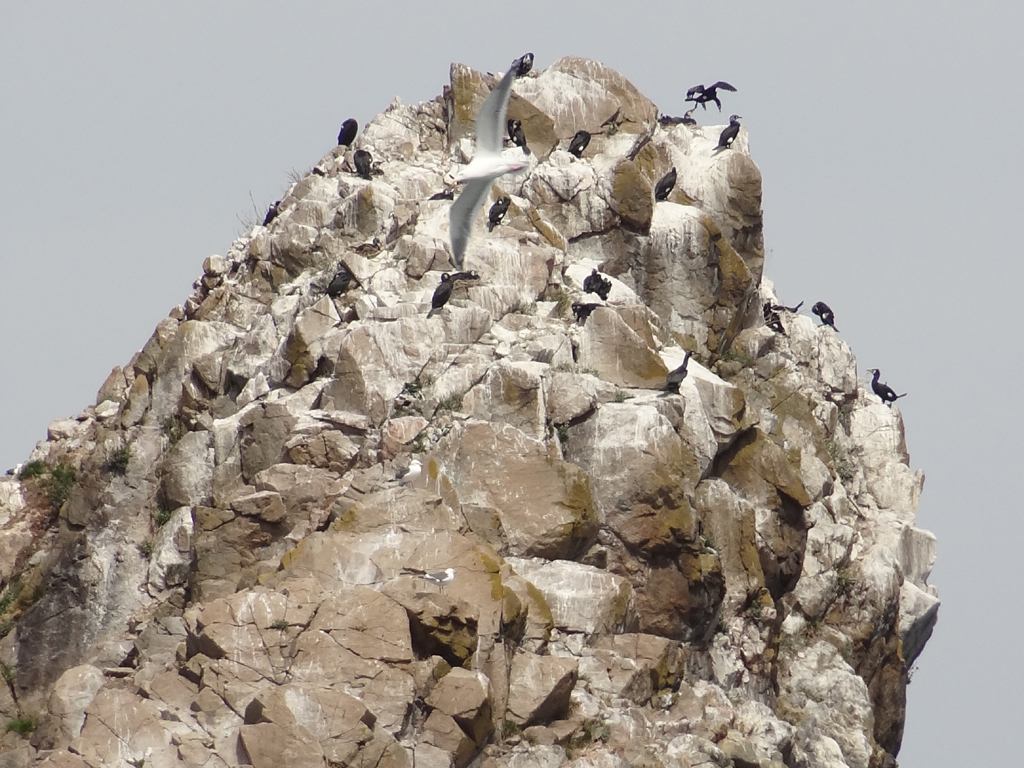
686;81;737;112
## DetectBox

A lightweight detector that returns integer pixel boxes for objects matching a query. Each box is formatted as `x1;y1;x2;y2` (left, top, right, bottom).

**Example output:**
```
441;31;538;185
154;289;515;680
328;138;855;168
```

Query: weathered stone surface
425;668;492;744
507;558;635;635
148;506;194;591
162;430;214;508
505;652;578;726
438;421;597;559
576;308;668;389
32;665;105;750
70;688;177;766
2;55;935;768
462;362;547;438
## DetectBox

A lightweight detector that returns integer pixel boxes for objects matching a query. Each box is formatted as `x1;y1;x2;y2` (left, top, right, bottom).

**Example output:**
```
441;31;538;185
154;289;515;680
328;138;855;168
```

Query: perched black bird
681;108;697;126
654;168;677;202
353;149;373;180
487;196;511;231
583;268;612;301
762;302;787;335
868;368;907;407
658;114;686;126
662;351;693;394
508;119;529;152
428;188;455;201
685;81;737;112
771;301;804;313
450;270;480;284
599;108;622;134
337;118;358;147
262;200;281;227
811;301;838;331
717;115;742;150
515;52;534;77
428;273;453;318
311;167;326;177
572;302;601;324
568;130;591;158
326;264;358;297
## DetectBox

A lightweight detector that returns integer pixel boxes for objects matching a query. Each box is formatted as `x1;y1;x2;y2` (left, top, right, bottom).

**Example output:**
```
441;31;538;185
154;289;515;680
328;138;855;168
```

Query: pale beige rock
230;490;288;523
382;415;429;458
506;652;578;726
426;668;492;743
309;586;414;663
462;361;547;438
119;372;150;428
507;558;635;635
34;664;105;750
576;308;668;389
438;421;597;559
162;430;214;508
70;688;177;766
148;506;194;591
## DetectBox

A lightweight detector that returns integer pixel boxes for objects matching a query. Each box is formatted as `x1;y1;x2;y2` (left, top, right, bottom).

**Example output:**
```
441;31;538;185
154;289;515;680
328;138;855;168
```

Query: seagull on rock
395;458;423;484
449;53;533;269
404;567;455;592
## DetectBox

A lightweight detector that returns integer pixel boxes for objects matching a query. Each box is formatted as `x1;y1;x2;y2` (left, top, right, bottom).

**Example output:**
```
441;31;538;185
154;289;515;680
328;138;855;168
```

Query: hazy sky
2;3;1021;764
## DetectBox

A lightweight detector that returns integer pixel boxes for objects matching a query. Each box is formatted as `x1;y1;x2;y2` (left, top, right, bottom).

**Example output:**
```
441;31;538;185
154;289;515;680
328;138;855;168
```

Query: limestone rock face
0;56;934;768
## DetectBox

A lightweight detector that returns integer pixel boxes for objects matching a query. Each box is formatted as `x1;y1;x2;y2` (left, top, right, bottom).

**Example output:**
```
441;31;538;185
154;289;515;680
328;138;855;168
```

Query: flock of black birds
264;67;904;409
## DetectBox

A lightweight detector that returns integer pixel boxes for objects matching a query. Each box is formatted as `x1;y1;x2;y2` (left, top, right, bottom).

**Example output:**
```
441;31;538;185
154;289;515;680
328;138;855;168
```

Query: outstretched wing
475;62;517;155
449;177;492;269
711;81;737;92
685;84;704;99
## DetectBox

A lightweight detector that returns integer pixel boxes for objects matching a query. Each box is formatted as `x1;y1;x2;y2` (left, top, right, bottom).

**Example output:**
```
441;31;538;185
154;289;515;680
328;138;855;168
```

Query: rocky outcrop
0;57;935;768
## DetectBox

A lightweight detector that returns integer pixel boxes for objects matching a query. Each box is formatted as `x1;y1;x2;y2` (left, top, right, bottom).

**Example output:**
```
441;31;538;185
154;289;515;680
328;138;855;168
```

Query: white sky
3;3;1021;764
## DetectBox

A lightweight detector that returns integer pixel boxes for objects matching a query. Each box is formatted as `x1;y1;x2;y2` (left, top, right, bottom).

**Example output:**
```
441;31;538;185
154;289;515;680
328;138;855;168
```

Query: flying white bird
449;52;533;269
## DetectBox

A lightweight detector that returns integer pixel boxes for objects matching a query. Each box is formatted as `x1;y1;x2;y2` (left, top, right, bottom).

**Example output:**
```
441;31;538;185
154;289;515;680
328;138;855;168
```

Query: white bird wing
475;63;517;156
449;176;491;269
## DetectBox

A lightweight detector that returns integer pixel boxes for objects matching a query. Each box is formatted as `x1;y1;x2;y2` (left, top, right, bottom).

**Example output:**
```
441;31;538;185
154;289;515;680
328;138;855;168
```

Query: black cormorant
583;268;612;301
353;149;373;180
763;302;786;335
568;130;591;158
337;118;358;147
682;108;697;126
450;270;480;284
508;119;529;152
686;81;737;112
428;188;455;201
654;168;677;202
326;264;358;297
487;196;511;231
868;369;907;406
515;52;534;77
428;273;453;318
717;115;742;149
811;301;838;331
572;302;601;324
262;200;281;227
771;301;804;313
662;351;692;394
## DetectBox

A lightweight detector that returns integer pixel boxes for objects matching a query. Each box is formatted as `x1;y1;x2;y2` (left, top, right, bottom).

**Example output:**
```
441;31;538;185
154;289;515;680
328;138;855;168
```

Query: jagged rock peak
0;57;935;768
